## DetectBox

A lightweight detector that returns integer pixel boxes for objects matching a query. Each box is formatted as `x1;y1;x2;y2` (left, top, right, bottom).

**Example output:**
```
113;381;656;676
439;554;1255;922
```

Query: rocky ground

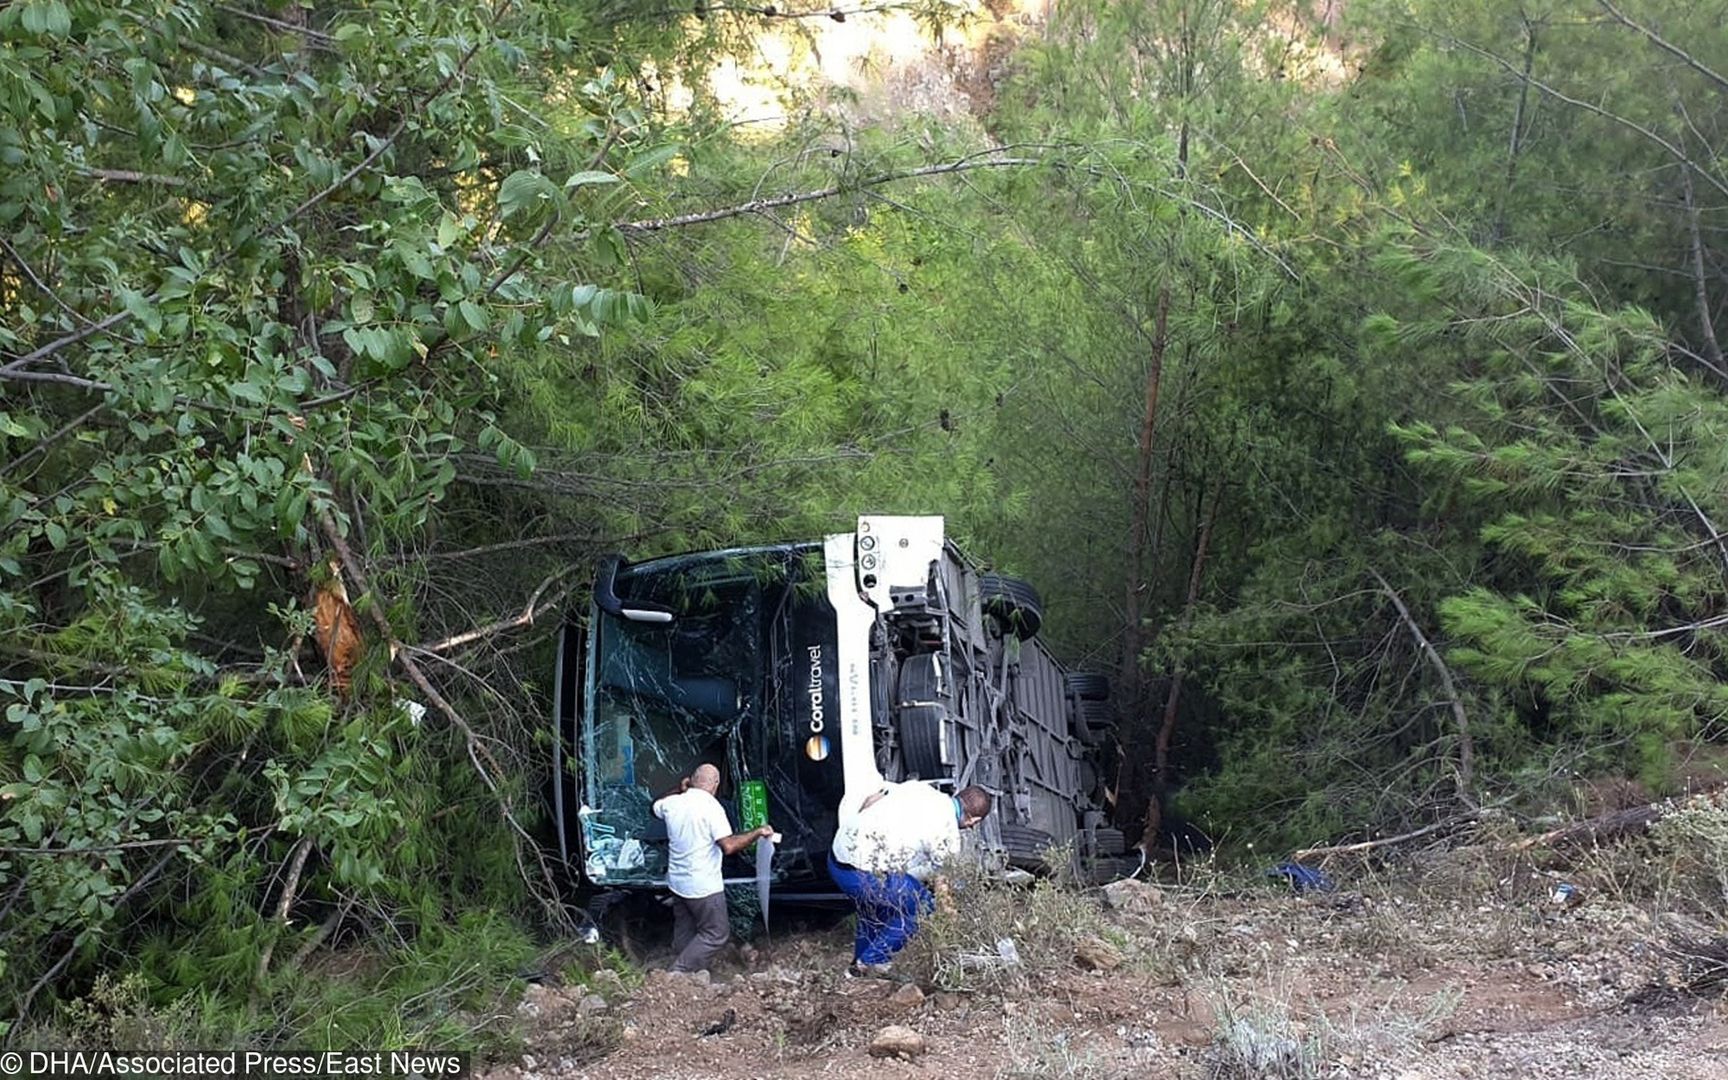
481;844;1728;1079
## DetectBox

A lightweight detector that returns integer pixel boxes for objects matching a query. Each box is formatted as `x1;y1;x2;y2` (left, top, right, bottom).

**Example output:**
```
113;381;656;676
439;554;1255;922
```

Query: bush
1649;795;1728;919
900;847;1120;994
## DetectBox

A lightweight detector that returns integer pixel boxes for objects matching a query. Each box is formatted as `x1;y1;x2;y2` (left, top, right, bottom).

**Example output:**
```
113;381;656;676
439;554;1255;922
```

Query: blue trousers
828;852;933;964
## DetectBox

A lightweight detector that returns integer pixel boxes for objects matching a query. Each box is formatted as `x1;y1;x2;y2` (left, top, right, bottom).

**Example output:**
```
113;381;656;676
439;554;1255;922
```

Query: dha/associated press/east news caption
1;1050;470;1079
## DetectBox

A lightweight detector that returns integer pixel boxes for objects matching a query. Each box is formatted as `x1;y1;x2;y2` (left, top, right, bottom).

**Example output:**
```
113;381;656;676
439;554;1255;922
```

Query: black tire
998;821;1055;865
1075;697;1115;746
1077;760;1100;800
1066;672;1110;701
897;703;945;778
896;655;949;779
1090;827;1126;857
898;652;942;700
979;574;1043;640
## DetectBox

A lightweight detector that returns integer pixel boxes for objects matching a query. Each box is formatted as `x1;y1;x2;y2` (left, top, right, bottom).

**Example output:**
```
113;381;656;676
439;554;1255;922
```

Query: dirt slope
485;863;1728;1079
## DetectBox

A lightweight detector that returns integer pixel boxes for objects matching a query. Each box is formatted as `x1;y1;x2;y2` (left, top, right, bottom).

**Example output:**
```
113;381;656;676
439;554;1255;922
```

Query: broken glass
581;556;764;884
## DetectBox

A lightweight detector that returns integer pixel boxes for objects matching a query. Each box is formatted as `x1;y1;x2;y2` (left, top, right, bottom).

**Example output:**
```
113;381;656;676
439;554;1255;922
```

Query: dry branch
256;836;314;984
1369;565;1475;798
414;569;577;654
1292;813;1480;862
1510;803;1665;852
616;154;1041;234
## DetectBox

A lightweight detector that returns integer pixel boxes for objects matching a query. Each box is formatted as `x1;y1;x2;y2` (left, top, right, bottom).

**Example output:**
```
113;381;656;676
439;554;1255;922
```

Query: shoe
846;962;893;979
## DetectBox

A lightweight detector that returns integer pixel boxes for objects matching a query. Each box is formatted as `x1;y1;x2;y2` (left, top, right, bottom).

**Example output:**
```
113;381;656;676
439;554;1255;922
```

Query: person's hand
757;825;775;840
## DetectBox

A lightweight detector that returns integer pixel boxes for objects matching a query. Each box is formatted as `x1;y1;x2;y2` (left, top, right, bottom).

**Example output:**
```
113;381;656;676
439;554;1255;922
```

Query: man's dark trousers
669;891;730;972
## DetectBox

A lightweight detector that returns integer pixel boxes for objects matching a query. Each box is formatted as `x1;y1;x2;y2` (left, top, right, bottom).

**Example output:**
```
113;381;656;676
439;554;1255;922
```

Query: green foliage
0;0;700;1036
15;911;538;1055
6;0;1728;1040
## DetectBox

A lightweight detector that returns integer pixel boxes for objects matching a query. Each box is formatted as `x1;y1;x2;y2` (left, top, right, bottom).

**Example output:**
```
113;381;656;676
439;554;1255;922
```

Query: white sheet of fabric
755;832;777;936
652;788;732;898
830;780;960;881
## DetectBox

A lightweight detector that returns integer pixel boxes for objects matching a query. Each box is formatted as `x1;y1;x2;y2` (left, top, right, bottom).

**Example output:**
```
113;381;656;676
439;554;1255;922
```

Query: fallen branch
290;896;355;968
1510;803;1665;852
414;568;579;654
256;836;313;984
1292;812;1480;862
1369;565;1475;800
1508;783;1728;853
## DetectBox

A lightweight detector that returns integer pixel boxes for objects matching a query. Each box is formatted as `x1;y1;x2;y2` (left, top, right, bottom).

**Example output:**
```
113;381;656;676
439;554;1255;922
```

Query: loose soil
483;858;1728;1079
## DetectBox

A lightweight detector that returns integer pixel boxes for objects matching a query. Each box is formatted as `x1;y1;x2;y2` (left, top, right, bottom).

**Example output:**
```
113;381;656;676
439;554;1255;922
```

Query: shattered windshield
582;556;765;883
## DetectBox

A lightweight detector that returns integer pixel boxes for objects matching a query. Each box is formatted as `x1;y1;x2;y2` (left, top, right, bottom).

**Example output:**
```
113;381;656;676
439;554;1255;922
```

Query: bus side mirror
595;554;675;623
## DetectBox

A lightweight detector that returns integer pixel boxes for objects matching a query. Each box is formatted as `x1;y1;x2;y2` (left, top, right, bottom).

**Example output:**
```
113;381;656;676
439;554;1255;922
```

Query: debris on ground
867;1024;928;1059
1073;935;1124;972
484;841;1728;1080
1099;878;1163;915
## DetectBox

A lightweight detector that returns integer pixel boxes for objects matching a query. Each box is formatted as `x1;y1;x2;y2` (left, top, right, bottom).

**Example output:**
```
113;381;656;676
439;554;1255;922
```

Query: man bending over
827;782;993;975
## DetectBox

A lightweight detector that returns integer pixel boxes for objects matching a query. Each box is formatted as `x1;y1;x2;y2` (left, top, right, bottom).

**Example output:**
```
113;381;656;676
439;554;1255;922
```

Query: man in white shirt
651;763;774;973
828;781;992;974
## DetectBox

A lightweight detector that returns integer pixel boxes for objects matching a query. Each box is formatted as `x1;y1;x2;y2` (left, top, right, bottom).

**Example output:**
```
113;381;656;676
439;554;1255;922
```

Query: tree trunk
1120;284;1173;703
1491;15;1538;246
1151;476;1222;788
1681;162;1726;378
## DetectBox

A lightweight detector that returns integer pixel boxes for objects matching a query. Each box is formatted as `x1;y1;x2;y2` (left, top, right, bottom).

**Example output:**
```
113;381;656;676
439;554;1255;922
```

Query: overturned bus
551;515;1125;899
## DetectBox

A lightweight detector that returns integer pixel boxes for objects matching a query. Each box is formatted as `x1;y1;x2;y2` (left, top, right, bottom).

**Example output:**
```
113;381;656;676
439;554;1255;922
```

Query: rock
589;969;625;995
868;1025;928;1059
1100;878;1163;916
516;983;559;1018
1075;935;1124;972
578;994;608;1015
521;1055;537;1071
932;992;965;1012
887;982;926;1009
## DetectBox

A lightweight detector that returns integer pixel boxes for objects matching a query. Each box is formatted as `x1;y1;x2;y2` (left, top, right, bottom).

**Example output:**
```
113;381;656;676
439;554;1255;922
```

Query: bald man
651;763;774;973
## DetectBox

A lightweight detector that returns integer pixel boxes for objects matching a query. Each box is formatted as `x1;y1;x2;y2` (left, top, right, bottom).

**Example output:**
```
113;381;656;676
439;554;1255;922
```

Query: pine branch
1444;34;1728;202
615;154;1042;234
1596;0;1728;97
